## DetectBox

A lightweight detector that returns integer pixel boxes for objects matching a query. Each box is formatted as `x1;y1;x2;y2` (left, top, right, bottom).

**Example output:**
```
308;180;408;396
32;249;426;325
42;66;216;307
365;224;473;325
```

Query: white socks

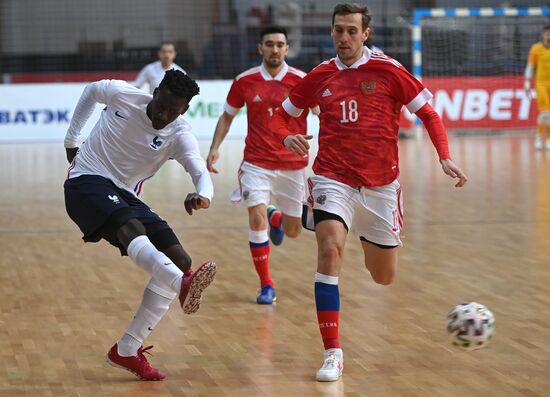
119;236;184;357
127;235;183;293
249;229;269;243
117;278;176;357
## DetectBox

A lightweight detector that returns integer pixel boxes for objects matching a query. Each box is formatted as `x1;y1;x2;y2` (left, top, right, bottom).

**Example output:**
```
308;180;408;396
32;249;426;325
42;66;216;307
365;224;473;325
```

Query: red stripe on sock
250;244;274;288
317;310;340;349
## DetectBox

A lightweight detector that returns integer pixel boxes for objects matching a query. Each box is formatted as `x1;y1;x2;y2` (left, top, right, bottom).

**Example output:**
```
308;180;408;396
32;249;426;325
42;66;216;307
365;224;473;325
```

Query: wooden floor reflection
1;134;549;396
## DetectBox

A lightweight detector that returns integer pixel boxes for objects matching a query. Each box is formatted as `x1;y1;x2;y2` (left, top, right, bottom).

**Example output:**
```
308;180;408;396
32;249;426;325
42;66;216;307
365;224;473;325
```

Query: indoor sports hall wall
0;77;538;143
0;81;320;143
1;0;547;141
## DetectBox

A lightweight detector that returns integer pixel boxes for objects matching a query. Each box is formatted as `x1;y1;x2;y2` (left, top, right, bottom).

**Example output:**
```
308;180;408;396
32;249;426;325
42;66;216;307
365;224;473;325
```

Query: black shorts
64;175;179;255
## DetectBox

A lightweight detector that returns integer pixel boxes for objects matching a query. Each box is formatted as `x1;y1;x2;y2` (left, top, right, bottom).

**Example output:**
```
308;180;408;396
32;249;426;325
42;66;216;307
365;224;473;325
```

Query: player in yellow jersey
525;26;550;150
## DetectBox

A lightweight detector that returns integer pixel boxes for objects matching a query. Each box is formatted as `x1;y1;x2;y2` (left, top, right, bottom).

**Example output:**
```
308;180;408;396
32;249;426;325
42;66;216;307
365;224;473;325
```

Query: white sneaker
535;136;544;150
316;348;343;382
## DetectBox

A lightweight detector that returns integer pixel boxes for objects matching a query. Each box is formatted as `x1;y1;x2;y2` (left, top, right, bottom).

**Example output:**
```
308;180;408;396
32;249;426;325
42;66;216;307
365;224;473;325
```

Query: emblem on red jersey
316;195;326;205
360;81;377;95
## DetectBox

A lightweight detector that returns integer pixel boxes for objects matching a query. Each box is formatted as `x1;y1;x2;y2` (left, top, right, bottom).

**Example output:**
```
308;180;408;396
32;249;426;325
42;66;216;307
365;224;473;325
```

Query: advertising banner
401;76;536;129
0;81;319;143
0;76;535;143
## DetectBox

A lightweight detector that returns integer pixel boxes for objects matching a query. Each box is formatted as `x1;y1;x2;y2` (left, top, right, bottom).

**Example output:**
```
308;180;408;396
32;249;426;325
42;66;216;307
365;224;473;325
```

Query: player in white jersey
132;42;186;94
64;70;216;381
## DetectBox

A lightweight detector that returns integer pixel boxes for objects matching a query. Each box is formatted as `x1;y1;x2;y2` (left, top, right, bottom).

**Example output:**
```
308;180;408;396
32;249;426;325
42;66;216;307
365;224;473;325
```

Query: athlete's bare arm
439;159;468;188
207;112;235;173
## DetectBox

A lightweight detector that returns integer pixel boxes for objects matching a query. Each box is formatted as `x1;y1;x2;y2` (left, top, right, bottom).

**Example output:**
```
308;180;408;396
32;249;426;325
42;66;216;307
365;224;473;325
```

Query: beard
264;57;283;68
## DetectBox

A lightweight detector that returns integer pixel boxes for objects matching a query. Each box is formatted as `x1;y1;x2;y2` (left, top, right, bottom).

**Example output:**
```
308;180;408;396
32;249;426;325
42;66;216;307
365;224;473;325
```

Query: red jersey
282;48;433;187
225;63;309;170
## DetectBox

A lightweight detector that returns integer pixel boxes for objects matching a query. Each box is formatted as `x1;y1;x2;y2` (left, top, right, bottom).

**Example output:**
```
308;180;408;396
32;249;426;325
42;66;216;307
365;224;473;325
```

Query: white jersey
132;61;186;94
64;79;213;201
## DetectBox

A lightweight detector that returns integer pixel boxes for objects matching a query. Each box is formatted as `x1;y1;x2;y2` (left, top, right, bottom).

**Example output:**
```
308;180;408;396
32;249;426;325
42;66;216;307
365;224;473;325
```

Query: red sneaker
179;261;217;314
106;344;166;380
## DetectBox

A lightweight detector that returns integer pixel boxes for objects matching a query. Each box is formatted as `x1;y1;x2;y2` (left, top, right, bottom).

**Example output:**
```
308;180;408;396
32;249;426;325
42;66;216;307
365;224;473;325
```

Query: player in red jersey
272;3;467;381
207;26;317;304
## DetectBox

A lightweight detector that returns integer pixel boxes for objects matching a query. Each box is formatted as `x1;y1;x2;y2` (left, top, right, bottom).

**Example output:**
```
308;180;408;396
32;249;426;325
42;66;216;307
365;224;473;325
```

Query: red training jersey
225;63;310;170
282;48;433;187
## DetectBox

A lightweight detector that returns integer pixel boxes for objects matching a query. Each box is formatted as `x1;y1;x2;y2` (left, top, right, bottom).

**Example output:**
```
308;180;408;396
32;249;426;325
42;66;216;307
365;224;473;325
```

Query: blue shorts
64;175;179;255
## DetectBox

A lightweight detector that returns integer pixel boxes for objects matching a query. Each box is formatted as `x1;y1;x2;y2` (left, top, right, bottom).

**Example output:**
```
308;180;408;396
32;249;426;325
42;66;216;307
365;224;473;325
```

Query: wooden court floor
0;135;549;397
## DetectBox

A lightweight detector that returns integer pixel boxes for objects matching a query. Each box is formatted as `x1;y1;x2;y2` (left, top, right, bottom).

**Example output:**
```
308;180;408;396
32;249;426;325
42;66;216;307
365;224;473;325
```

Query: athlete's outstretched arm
64;80;115;162
416;103;467;188
207;111;235;173
174;133;214;215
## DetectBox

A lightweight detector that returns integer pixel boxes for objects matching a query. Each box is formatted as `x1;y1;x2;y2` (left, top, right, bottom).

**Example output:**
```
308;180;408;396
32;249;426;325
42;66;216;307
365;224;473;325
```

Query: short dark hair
159;41;176;50
259;26;288;42
544;25;550;31
332;3;372;31
159;69;199;101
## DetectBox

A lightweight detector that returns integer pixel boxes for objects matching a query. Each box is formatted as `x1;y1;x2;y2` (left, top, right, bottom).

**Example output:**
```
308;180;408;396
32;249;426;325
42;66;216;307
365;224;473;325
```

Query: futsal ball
446;302;495;351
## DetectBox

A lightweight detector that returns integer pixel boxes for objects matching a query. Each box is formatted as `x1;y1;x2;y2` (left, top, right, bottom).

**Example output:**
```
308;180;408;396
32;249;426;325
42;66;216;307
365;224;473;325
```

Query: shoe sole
316;370;343;382
105;355;164;381
269;227;284;246
182;261;217;314
257;296;277;304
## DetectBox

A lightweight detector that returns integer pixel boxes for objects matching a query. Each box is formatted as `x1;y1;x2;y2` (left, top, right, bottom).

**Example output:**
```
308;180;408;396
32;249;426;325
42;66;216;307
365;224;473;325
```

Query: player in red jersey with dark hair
272;3;467;381
207;26;317;305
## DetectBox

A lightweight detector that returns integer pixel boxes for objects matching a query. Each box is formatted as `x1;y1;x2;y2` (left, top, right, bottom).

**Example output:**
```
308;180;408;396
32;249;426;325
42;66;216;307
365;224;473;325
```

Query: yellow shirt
528;42;550;86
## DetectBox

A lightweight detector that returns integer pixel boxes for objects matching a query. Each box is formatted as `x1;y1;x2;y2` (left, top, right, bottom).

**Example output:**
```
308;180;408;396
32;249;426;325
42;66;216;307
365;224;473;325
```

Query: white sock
117;278;175;357
118;334;142;357
249;229;269;243
127;235;183;293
